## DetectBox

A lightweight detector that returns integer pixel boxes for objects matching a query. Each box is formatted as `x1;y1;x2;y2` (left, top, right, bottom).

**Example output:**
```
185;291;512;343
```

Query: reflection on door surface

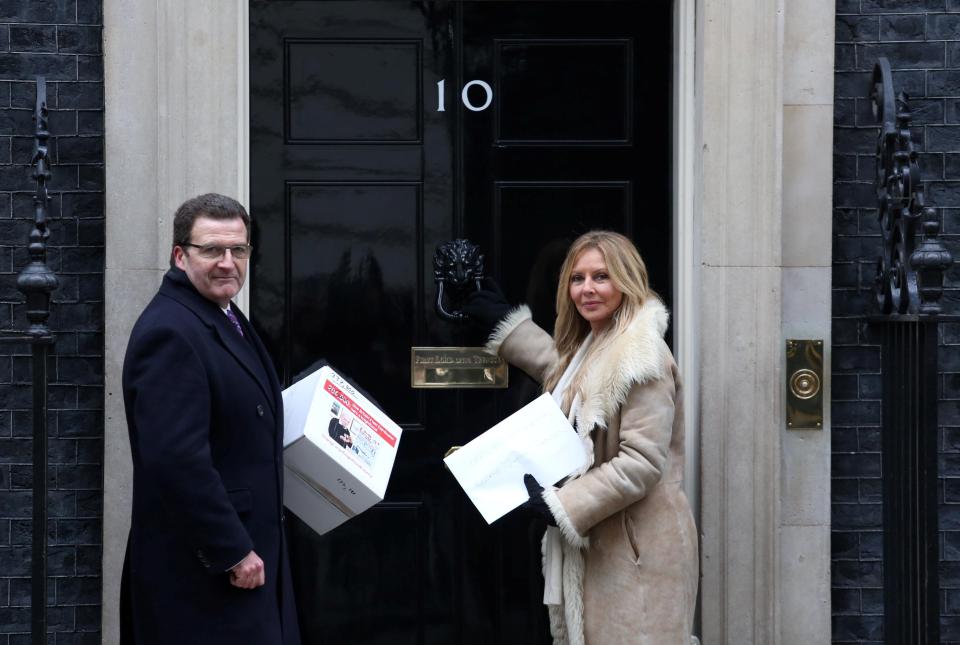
250;2;672;643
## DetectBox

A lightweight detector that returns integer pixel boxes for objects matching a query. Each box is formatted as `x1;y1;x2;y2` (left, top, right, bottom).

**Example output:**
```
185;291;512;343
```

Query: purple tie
225;308;244;337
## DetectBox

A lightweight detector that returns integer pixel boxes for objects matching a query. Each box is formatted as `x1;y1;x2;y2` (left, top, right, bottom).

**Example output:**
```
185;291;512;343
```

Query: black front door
250;2;672;643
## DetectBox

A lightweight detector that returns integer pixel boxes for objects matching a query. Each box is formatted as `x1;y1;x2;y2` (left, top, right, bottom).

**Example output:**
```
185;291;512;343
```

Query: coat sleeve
486;305;558;384
125;325;253;573
547;367;677;543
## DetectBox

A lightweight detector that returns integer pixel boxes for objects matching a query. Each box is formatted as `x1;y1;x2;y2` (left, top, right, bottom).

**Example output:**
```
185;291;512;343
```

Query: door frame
102;1;701;642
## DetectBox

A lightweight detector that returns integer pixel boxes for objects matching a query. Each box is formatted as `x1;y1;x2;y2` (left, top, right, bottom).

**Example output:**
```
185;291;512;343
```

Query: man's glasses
181;243;253;260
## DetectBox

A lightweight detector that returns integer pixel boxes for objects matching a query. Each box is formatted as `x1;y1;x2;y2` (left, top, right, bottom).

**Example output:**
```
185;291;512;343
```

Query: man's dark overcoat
121;268;300;645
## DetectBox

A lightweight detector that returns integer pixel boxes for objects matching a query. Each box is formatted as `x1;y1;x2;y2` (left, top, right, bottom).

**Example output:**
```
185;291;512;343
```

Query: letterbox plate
411;347;508;389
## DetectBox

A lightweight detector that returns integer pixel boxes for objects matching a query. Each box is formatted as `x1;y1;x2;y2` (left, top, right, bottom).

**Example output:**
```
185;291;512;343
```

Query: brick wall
834;1;960;643
0;1;103;643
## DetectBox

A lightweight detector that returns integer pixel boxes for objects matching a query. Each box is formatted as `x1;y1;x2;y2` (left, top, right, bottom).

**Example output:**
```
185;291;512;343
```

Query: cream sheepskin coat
489;299;698;645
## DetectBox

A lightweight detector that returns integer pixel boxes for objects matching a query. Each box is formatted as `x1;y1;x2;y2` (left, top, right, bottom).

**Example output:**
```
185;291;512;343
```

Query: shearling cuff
485;304;532;356
543;487;589;549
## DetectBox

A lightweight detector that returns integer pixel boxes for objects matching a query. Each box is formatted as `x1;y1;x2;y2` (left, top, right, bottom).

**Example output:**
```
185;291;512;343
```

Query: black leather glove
462;277;512;331
521;473;557;526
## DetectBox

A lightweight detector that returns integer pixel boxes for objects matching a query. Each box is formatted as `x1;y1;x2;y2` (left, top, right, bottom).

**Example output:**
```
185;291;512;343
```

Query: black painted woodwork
249;2;672;643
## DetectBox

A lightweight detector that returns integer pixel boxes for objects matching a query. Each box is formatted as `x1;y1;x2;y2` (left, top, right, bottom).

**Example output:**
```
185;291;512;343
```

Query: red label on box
323;380;398;448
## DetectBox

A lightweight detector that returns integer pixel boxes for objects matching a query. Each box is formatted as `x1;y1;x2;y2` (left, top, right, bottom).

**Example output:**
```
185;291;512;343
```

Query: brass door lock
786;340;823;429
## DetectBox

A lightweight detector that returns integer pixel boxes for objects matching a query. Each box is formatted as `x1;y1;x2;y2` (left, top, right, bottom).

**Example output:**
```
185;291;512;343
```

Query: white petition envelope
444;393;588;524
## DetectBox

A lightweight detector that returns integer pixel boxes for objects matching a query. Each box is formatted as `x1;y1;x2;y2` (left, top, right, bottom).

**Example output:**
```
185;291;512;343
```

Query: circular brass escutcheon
789;368;820;400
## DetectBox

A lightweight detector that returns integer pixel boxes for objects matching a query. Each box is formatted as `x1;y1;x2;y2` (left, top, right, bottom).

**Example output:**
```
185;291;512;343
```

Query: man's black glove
521;473;557;526
462;277;512;331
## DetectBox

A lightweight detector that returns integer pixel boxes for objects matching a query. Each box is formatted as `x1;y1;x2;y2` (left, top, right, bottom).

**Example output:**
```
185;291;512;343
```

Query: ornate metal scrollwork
871;57;952;314
433;239;484;322
15;77;57;338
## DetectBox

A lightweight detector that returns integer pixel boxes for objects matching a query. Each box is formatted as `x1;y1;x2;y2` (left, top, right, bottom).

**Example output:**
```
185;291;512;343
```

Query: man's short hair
170;193;251;268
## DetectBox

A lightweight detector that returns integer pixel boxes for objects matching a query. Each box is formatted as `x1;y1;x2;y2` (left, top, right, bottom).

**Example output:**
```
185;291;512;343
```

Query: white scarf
543;333;594;606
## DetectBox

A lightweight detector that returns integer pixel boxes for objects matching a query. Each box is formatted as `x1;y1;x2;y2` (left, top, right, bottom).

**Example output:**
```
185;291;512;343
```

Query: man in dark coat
121;193;300;645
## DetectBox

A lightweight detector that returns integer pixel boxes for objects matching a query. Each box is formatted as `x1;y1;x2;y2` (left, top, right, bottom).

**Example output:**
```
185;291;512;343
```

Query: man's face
173;216;249;307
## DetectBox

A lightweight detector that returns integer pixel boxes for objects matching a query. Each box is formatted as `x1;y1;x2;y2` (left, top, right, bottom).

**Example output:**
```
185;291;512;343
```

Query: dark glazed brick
0;547;30;576
56;464;100;490
929;180;960;205
61;192;102;219
77;55;100;81
837;15;880;42
859;42;945;70
76;109;100;135
833;453;881;478
56;577;99;605
75;490;101;517
835;98;856;126
836;71;873;99
56;356;102;385
0;1;77;23
57;26;99;54
860;477;882;501
0;53;75;80
910;98;946;124
9;25;56;52
836;44;856;72
928;125;960;150
56;519;99;545
833;426;859;452
75;545;99;575
835;154;858;180
58;410;101;438
922;152;945;178
930;70;960;96
860;532;883;559
57;83;102;109
881;15;926;40
833;478;859;503
863;0;945;11
834;182;875;208
931;13;960;39
833;531;860;559
833;615;884;640
833;560;884;588
893;69;927;96
833;400;881;425
833;503;882;530
947;153;960;177
0;606;31;632
57;137;101;164
77;1;100;25
947;532;960;560
78;164;102;189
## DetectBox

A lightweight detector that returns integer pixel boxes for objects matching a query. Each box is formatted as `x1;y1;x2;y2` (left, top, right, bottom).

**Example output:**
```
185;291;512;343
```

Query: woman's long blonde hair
544;230;654;393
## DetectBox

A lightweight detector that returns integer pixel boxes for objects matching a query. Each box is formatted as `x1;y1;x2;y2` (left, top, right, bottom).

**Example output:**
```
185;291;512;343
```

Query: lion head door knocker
433;239;484;322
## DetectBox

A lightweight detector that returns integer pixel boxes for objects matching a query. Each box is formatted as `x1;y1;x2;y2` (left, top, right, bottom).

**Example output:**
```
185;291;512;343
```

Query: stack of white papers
444;393;588;524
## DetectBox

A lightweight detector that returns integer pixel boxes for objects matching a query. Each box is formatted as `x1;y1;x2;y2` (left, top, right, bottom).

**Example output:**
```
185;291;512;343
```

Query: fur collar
572;298;670;434
488;299;670;433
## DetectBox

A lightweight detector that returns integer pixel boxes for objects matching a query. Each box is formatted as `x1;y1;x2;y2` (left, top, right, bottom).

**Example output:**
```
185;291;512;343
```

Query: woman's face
568;247;623;332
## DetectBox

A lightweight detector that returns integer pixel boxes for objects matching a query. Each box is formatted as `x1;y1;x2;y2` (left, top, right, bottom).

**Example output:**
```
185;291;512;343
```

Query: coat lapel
159;269;278;415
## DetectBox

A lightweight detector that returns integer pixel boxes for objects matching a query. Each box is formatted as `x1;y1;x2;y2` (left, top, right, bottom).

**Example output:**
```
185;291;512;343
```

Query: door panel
250;2;672;643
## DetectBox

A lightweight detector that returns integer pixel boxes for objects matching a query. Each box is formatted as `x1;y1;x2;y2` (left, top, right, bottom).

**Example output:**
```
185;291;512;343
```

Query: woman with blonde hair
465;230;698;645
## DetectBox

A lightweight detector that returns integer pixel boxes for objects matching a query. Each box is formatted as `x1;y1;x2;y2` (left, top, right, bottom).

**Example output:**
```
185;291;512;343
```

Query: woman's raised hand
463;277;512;331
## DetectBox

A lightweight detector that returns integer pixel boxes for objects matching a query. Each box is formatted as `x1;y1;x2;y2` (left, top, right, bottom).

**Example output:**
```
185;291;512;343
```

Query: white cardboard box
282;366;402;535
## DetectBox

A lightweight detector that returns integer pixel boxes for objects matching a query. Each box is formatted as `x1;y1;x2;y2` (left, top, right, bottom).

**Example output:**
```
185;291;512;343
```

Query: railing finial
15;76;57;338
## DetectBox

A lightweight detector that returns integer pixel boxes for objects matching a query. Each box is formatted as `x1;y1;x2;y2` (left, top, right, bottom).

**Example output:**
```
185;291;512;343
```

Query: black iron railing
870;57;953;645
0;77;57;645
